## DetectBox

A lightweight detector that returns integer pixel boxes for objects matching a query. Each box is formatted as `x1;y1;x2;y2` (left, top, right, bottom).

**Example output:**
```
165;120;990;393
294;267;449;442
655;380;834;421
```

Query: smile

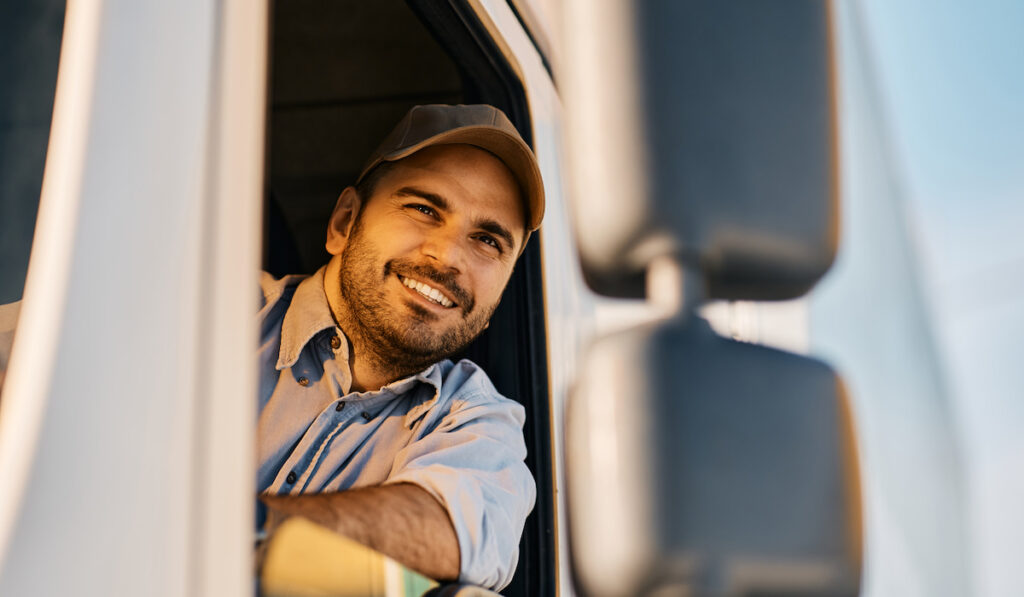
398;275;456;308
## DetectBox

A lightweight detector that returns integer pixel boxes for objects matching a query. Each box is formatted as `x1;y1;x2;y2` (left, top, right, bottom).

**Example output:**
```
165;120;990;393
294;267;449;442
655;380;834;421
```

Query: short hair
354;161;395;206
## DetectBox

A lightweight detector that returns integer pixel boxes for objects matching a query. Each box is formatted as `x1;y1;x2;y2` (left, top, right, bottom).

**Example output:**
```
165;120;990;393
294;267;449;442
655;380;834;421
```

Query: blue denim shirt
257;265;535;589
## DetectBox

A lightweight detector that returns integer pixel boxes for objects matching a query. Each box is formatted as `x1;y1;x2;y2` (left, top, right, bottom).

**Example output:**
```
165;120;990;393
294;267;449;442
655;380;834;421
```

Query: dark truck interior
263;1;554;594
0;1;64;306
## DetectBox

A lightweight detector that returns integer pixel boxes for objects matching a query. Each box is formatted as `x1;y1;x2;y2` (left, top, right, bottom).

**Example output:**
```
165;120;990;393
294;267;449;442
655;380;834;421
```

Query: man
256;104;543;590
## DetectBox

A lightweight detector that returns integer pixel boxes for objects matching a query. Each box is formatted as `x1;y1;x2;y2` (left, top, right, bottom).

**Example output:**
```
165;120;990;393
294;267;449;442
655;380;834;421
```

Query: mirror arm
646;255;705;319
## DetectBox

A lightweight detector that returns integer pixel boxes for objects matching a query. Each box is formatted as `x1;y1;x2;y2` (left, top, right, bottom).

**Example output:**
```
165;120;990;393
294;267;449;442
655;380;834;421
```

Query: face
325;144;525;369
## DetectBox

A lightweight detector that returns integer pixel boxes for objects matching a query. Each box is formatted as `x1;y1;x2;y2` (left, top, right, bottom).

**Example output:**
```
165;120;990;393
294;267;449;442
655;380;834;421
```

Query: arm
261;482;460;582
385;383;536;590
259;365;535;590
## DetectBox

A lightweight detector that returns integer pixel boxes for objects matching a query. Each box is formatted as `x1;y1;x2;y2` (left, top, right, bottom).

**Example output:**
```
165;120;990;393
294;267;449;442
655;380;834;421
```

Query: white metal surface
465;2;599;595
192;0;267;594
0;0;103;569
0;0;266;594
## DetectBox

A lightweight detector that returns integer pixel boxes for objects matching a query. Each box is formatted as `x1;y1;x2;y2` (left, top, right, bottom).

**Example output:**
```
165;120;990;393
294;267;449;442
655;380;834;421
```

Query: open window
264;1;554;594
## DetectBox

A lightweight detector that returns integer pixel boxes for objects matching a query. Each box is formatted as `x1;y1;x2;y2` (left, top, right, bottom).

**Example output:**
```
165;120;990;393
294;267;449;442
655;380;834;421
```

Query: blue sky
857;1;1024;594
859;0;1024;287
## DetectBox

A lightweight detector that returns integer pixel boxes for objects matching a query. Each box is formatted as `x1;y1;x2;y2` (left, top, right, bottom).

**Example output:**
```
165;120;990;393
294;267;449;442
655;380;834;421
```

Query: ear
325;186;362;256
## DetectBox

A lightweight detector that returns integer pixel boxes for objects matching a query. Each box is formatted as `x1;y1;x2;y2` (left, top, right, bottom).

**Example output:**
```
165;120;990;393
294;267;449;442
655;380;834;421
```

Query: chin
385;319;478;361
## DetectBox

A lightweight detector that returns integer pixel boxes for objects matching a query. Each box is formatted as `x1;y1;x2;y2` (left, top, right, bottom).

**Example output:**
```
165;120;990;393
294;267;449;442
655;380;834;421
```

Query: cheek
365;220;423;254
476;267;514;303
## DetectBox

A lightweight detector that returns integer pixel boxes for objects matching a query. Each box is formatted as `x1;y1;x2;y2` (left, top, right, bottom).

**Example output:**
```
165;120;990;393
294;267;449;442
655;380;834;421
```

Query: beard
332;220;497;375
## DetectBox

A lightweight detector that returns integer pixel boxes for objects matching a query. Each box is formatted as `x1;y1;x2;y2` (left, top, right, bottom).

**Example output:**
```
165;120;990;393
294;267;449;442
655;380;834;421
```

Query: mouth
397;274;457;309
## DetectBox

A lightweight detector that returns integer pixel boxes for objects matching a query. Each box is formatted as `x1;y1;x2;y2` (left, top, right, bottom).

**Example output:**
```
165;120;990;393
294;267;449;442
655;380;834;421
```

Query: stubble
333;220;495;377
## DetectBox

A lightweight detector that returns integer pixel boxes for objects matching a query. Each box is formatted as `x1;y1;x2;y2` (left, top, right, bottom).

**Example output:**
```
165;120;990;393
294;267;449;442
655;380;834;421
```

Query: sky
859;0;1024;288
856;1;1024;595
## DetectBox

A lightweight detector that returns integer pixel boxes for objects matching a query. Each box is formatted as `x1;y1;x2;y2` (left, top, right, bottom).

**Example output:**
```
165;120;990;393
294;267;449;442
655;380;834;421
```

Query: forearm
261;483;461;582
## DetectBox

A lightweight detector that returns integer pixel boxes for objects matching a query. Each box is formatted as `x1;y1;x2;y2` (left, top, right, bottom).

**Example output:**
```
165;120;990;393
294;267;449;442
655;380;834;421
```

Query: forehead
377;145;526;231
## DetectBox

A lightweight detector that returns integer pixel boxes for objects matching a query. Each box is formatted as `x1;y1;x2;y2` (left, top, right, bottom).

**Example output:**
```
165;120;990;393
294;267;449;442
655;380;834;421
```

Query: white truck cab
0;1;967;596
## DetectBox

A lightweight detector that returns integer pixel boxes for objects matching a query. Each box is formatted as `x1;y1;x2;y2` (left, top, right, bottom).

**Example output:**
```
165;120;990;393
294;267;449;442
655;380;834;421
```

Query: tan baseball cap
357;104;545;233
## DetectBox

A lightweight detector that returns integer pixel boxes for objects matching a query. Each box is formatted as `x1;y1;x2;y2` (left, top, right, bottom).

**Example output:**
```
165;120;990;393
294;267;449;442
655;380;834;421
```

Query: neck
346;332;414;393
323;257;421;393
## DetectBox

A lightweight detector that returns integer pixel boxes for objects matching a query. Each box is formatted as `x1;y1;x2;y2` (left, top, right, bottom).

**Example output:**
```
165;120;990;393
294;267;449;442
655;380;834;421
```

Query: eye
476;234;502;252
406;203;438;218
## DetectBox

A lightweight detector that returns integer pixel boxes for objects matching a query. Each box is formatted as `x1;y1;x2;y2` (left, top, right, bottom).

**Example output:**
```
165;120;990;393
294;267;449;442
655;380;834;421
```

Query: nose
420;226;465;273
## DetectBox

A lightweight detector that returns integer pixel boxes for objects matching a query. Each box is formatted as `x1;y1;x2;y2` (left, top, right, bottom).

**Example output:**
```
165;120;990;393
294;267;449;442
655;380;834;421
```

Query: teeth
400;276;454;308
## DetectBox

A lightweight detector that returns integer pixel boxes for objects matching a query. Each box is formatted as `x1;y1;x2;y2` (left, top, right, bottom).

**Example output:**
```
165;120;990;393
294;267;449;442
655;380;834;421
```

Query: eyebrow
477;219;516;253
396;186;449;212
395;186;517;253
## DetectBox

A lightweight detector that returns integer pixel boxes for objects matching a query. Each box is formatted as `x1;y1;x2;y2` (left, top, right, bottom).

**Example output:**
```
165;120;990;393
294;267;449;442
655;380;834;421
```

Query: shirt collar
276;265;341;371
275;263;445;423
402;363;445;427
340;361;446;427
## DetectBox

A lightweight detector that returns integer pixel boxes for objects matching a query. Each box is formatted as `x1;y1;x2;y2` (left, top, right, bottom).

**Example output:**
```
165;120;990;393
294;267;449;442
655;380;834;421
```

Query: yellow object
261;517;438;597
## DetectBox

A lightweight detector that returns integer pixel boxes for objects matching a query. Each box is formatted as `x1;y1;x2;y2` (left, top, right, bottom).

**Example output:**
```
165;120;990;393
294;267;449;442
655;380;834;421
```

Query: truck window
264;1;554;593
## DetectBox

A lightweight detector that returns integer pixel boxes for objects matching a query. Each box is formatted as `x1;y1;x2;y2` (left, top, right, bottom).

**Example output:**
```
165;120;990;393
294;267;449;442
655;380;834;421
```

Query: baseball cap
357;104;545;233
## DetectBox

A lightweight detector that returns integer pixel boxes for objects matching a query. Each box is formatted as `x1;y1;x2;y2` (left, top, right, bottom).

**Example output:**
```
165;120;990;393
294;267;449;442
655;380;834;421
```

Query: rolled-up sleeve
383;392;536;590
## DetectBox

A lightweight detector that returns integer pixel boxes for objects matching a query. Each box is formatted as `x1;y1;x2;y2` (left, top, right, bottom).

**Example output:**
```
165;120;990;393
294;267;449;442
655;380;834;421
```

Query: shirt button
361;411;372;421
335;402;344;412
286;471;297;484
298;377;309;386
330;335;341;349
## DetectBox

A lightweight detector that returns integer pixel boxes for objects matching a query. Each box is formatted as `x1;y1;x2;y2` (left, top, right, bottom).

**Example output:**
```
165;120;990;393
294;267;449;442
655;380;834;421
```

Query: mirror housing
562;0;838;299
566;317;861;596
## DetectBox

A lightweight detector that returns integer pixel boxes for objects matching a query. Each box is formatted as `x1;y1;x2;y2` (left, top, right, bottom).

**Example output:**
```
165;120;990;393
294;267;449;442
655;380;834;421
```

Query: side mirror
561;1;858;594
566;317;861;596
562;0;838;300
